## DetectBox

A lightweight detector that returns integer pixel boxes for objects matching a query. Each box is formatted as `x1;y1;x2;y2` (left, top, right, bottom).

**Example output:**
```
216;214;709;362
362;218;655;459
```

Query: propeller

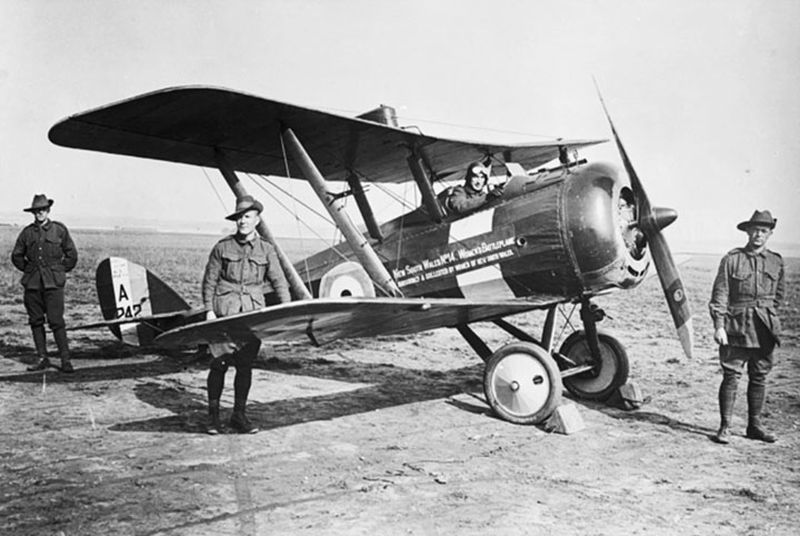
594;81;694;358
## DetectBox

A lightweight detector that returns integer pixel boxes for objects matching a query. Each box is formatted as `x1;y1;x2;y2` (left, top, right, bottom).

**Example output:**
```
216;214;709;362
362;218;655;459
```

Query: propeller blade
593;80;693;358
647;231;694;358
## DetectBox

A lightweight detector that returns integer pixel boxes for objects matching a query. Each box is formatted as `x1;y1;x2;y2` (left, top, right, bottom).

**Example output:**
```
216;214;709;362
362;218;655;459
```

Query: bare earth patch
1;228;798;535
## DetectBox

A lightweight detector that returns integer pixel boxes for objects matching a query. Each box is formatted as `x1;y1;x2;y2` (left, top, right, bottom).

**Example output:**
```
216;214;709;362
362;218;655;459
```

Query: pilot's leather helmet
464;161;489;190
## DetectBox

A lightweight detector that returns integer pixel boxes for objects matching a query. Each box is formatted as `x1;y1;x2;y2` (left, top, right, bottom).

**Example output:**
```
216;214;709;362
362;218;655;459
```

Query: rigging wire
249;173;334;226
372;182;417;212
202;167;230;212
555;304;579;344
392;178;420;271
245;173;351;265
278;133;312;288
277;134;305;233
249;171;397;298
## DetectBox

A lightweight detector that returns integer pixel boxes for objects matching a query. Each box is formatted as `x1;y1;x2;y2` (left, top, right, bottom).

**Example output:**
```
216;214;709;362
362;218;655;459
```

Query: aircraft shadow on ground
2;339;716;438
0;342;203;384
108;356;487;434
570;396;717;438
1;338;490;434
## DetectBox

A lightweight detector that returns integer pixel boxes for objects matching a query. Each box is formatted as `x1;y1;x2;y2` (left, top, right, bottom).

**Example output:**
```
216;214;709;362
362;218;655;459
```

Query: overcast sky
2;0;798;253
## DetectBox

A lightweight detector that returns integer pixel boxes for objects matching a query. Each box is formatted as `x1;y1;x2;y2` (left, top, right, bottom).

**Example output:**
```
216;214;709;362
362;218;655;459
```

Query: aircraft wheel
558;331;629;401
483;342;563;425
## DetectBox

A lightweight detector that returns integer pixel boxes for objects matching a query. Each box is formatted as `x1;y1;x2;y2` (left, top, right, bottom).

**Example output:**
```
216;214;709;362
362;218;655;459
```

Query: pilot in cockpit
442;160;504;214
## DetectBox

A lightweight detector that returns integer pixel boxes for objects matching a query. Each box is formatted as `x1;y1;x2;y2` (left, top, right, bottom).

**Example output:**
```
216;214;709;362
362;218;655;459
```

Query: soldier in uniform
11;194;78;372
202;195;290;434
443;161;504;214
709;210;784;444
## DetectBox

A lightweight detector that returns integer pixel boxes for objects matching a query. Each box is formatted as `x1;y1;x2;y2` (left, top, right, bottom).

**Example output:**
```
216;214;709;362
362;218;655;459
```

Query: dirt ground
1;228;798;536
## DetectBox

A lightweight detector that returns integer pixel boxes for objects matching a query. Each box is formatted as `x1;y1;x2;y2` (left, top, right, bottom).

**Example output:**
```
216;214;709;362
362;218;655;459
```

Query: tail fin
96;257;191;346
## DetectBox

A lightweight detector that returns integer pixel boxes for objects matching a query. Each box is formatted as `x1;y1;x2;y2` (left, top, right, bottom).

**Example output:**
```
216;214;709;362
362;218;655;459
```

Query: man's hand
714;327;728;346
206;310;217;321
488;184;504;198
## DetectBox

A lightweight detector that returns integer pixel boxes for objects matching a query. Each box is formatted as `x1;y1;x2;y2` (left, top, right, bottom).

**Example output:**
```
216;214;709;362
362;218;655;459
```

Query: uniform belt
217;280;262;294
730;299;774;308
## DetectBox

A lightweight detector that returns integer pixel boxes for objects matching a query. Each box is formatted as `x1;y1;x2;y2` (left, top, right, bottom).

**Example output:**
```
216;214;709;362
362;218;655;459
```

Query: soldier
11;194;78;373
709;210;784;444
443;161;504;214
202;195;290;434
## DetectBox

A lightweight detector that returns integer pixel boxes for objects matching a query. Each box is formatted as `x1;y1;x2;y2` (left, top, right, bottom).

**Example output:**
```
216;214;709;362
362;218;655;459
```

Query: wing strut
215;149;312;301
346;172;383;241
281;127;403;298
407;152;445;222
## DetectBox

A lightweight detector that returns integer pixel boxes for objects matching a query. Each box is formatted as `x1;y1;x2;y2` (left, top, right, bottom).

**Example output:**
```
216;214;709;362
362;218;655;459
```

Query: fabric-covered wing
49;86;604;183
68;309;206;331
154;297;563;348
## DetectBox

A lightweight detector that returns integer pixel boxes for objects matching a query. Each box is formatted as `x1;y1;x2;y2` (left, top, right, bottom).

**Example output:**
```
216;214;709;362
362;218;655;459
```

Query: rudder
96;257;191;346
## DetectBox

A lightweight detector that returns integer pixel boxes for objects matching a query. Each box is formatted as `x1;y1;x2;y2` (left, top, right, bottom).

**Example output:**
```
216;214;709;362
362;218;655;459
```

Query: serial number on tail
116;303;143;319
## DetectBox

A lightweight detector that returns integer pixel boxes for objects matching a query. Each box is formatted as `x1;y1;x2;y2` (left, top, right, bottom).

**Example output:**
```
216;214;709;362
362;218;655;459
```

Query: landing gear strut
556;298;629;401
460;297;630;424
558;330;629;401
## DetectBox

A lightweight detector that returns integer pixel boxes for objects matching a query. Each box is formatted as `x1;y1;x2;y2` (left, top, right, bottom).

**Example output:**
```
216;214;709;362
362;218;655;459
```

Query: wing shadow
110;357;486;434
0;344;204;384
2;336;491;434
2;336;719;439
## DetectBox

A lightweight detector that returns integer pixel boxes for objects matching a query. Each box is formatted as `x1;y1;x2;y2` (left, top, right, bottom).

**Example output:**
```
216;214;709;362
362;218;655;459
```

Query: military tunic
709;247;784;348
11;220;78;331
11;220;78;290
201;234;289;361
202;234;290;316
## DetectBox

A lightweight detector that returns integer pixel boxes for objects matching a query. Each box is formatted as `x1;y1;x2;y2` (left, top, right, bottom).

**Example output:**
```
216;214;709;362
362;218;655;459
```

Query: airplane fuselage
297;161;650;303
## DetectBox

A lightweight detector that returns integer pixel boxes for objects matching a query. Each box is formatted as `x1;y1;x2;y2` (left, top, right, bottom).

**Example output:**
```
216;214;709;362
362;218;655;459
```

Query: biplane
49;86;692;425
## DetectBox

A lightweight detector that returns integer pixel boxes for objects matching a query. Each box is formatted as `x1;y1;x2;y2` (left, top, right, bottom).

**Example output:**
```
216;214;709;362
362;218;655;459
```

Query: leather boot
53;328;74;373
26;326;50;370
31;325;47;357
230;399;259;434
746;383;776;443
207;399;222;435
713;379;736;444
27;357;51;371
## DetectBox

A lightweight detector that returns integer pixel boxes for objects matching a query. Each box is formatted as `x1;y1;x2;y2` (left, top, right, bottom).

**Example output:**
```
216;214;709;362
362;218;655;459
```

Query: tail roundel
95;257;191;346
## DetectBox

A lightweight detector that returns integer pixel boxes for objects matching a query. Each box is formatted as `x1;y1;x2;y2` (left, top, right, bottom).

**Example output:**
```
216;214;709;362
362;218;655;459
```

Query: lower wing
154;296;565;348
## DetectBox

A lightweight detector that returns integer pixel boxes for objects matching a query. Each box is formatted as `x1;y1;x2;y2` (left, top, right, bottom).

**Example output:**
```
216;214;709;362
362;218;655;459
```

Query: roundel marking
329;274;364;297
319;261;376;298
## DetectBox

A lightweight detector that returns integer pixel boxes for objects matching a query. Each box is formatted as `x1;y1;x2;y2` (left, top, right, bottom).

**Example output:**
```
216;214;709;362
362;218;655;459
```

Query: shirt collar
234;232;256;245
743;246;767;258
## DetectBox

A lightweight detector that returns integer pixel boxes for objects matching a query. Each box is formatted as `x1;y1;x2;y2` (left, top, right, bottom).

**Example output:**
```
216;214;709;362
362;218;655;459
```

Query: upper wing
154;296;564;348
48;86;604;183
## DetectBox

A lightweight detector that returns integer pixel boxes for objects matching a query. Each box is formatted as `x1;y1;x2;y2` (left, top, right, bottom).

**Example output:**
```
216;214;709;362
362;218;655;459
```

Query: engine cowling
562;162;650;292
